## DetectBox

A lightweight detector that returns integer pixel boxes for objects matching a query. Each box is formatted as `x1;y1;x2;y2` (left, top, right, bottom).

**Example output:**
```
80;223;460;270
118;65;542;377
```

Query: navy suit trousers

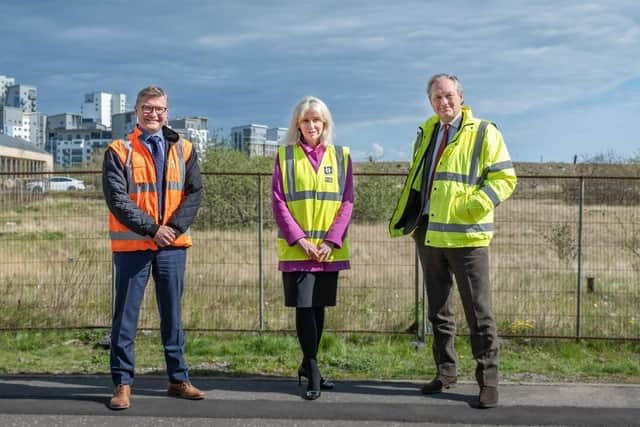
110;248;189;386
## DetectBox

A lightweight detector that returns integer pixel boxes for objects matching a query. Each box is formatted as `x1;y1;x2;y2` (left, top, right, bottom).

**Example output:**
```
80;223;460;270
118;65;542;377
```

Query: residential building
0;75;16;105
5;84;37;112
169;117;209;155
46;113;82;153
231;124;285;157
0;106;46;149
111;111;137;140
48;127;112;167
55;139;94;169
47;113;82;131
266;127;287;144
0;106;26;138
112;93;127;115
23;112;47;150
81;92;126;128
81;92;112;127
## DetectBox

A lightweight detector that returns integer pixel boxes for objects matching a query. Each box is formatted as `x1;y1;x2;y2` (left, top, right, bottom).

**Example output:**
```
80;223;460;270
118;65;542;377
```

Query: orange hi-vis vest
107;127;193;252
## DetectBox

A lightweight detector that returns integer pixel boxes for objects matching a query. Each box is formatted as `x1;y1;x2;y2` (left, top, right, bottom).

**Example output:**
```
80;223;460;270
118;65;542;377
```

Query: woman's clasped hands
297;238;334;262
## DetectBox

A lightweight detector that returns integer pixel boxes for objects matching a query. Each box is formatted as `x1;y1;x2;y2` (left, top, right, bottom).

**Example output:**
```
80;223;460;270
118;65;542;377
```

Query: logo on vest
323;166;333;183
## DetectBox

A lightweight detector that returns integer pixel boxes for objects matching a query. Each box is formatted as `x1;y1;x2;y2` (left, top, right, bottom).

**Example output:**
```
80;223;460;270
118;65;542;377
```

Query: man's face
135;95;168;134
429;78;463;123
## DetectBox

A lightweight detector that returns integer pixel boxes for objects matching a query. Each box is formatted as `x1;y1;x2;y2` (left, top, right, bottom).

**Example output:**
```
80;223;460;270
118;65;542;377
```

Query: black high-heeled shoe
303;358;321;400
298;364;335;390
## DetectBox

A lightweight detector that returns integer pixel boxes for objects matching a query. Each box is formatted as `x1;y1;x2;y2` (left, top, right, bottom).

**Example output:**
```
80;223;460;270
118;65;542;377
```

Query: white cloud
3;0;639;162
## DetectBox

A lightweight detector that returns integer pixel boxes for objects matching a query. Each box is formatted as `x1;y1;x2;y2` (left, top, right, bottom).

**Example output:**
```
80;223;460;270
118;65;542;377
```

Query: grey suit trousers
413;219;499;387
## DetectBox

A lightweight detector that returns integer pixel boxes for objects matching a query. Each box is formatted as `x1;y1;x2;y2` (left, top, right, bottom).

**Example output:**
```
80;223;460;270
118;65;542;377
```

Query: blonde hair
283;96;335;146
135;86;167;107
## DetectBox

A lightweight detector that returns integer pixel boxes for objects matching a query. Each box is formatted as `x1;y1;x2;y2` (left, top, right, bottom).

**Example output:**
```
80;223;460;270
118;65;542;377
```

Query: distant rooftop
0;134;49;154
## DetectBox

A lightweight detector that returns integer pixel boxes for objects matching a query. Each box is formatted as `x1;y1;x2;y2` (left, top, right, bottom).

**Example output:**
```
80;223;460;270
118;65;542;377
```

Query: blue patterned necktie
148;135;165;220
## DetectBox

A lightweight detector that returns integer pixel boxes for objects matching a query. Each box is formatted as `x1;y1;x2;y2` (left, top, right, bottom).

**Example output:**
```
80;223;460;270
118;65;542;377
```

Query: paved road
0;375;639;426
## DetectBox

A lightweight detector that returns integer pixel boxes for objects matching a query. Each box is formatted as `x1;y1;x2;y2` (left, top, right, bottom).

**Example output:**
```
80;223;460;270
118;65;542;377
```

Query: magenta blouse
272;141;354;272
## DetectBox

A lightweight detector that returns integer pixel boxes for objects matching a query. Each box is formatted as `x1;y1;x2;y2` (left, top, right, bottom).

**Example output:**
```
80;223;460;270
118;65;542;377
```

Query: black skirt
282;271;338;308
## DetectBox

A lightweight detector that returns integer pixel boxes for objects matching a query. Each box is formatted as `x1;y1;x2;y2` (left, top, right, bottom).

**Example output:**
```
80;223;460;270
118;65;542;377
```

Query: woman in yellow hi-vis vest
272;96;353;400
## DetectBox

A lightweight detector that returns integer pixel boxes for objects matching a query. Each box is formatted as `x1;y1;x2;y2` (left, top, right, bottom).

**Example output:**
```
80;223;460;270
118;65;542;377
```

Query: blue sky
2;0;639;162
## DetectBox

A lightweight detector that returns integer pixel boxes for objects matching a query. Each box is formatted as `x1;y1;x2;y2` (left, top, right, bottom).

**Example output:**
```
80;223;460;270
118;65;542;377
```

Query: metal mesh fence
0;171;638;340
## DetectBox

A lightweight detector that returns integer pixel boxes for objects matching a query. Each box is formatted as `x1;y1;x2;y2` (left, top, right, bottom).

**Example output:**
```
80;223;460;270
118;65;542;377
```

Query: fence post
414;248;420;342
576;177;585;340
258;174;265;332
416;249;428;343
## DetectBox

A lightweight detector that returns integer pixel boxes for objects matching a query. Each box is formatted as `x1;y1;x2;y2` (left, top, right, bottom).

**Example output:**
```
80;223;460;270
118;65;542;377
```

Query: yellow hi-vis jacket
107;127;193;251
389;107;516;248
277;144;350;262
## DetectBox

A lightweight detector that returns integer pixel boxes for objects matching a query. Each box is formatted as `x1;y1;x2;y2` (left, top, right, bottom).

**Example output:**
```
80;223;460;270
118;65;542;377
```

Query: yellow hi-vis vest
389;107;517;248
108;127;193;252
277;144;350;262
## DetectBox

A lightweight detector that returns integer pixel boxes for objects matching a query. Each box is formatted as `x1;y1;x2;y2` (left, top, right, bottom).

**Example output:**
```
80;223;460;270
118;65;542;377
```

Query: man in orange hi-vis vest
102;86;203;410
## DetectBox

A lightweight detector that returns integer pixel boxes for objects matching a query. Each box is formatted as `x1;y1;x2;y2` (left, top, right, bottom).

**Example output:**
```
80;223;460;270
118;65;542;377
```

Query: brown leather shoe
109;384;131;410
478;386;499;408
420;375;457;394
167;381;205;400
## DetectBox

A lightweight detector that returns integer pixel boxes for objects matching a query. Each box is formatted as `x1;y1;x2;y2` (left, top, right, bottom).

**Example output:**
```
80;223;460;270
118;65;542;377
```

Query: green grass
1;330;638;384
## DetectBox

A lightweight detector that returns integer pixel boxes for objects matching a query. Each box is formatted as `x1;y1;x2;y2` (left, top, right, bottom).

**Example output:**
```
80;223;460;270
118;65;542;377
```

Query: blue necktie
148;135;165;220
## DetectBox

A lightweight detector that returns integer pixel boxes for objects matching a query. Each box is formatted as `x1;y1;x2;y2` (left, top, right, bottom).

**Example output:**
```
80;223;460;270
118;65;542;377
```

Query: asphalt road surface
0;375;638;426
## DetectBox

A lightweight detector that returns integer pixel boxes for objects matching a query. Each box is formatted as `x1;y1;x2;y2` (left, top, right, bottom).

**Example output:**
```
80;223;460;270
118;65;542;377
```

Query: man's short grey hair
135;86;167;107
427;74;463;98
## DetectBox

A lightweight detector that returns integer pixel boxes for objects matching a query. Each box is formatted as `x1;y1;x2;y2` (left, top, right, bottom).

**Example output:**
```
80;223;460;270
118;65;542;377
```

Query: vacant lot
0;175;638;339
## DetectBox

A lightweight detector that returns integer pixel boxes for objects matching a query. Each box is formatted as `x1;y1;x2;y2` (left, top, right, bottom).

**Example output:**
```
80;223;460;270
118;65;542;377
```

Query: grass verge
0;330;638;384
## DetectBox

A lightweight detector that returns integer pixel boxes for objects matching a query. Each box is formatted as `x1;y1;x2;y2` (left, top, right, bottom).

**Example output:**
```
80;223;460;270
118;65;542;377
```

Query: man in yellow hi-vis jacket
389;74;516;408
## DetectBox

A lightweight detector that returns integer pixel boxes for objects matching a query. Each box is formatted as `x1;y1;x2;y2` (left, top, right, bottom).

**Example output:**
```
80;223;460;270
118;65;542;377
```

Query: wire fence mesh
0;171;638;340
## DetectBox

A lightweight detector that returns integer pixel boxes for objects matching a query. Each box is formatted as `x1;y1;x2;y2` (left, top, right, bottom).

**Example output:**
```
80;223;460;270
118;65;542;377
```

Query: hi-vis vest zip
108;127;193;252
389;107;517;248
278;144;350;262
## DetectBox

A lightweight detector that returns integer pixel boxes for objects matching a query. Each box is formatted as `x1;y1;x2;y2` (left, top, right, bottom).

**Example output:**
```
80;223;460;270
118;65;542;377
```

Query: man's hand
153;225;176;247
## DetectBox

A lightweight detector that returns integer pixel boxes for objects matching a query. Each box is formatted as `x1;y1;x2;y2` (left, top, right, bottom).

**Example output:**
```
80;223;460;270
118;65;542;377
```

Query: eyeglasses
139;105;168;114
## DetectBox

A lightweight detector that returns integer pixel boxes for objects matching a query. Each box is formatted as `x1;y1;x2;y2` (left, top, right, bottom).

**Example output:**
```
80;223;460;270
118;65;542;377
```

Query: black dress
282;271;338;308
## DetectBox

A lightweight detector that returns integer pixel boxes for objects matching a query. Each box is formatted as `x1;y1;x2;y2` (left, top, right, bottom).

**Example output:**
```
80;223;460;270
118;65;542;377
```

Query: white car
49;176;86;191
27;176;86;193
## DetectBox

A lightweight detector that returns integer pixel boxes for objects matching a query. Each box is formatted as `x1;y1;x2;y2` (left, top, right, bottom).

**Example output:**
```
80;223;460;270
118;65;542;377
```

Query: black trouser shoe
478;386;498;408
420;375;457;394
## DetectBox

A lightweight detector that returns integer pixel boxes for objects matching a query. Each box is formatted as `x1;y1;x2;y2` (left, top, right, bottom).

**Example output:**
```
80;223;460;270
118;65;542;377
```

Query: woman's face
298;108;324;147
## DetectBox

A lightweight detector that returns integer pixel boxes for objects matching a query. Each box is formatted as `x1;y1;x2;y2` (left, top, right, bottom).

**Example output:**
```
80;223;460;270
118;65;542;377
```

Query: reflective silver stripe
335;145;346;196
120;139;136;195
277;229;327;240
487;160;513;172
167;181;183;191
479;160;515;184
427;222;494;233
434;172;467;183
467;120;489;186
176;139;186;191
283;145;346;202
110;230;150;241
132;183;157;194
284;145;296;202
306;230;328;239
481;185;501;207
316;192;343;201
110;228;191;241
